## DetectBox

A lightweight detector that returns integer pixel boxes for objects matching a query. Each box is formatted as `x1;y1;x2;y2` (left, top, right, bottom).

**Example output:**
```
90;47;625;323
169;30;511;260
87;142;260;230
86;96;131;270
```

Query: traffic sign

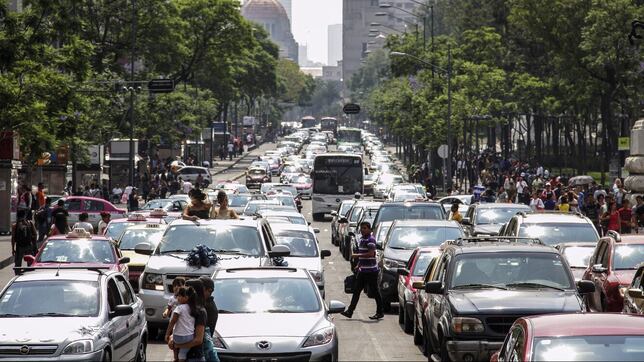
343;103;361;115
437;144;449;159
212;122;226;134
148;79;175;93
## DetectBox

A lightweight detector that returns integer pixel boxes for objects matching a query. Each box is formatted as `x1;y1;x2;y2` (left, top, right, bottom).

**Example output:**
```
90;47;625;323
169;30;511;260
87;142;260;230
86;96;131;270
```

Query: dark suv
417;238;595;361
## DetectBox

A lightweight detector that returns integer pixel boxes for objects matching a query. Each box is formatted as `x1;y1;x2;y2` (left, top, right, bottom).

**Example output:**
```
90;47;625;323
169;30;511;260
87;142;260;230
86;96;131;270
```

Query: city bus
301;116;318;129
320;117;338;137
311;154;364;221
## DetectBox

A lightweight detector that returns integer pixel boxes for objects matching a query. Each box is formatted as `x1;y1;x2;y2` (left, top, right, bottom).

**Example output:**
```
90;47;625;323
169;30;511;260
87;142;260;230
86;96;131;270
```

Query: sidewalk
0;142;274;271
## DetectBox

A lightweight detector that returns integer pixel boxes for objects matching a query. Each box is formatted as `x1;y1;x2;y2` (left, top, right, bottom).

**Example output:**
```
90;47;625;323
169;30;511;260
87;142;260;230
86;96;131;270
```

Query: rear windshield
38;239;115;264
518;223;599;245
374;205;444;227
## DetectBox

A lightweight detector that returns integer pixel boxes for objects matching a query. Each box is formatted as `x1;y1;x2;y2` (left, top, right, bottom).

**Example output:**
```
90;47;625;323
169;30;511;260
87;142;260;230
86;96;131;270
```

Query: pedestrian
163;277;187;319
341;221;384;320
49;211;70;237
36;182;46;208
210;191;239;219
35;198;50;246
619;199;633;234
168;279;208;362
496;187;509;203
112;184;123;203
98;212;111;235
227;141;234;161
72;212;94;233
529;191;544;212
51;199;69;220
102;183;110;202
17;184;32;219
601;201;621;233
582;194;601;233
450;203;463;222
11;209;37;273
165;286;198;362
64;181;73;196
129;188;139;212
198;275;219;337
183;189;212;221
557;195;570;213
634;196;644;231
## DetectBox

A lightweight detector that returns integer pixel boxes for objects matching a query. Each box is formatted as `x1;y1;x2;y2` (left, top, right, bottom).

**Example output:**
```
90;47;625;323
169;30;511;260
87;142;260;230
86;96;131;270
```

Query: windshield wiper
0;313;26;317
452;283;507;290
265;309;297;313
217;309;235;314
388;246;408;250
30;312;76;317
160;249;187;254
505;282;565;291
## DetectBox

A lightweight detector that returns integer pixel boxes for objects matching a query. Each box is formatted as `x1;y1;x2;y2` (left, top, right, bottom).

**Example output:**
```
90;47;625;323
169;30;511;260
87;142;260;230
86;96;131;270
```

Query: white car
176;166;211;186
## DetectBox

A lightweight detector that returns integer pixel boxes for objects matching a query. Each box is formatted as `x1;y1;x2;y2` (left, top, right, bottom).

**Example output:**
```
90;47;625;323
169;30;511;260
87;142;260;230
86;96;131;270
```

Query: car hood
384;248;414;264
473;224;502;235
0;317;101;344
615;270;637;286
218;313;323;338
448;290;581;314
145;253;267;275
121;250;150;266
282;257;322;272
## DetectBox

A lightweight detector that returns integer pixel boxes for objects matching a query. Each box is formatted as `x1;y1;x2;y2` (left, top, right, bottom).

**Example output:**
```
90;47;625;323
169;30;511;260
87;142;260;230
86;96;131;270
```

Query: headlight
141;272;164;291
309;270;323;283
451;317;484;333
211;331;227;349
383;258;404;269
302;326;334;347
63;340;94;354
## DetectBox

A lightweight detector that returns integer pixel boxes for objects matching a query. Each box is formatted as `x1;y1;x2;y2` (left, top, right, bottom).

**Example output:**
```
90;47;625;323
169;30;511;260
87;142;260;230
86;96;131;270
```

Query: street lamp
390;49;453;189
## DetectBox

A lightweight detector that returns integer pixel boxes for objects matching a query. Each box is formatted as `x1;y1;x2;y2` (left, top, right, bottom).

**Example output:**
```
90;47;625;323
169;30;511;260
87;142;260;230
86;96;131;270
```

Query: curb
0;256;13;270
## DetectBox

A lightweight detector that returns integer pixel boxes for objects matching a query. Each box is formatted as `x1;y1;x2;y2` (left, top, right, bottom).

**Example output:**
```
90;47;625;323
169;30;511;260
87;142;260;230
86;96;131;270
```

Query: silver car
212;267;345;361
0;268;147;361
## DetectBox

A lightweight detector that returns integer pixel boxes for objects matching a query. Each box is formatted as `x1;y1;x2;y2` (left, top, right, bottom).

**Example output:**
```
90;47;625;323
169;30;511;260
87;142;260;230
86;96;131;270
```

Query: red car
491;313;644;361
24;228;129;278
103;211;168;239
54;196;127;228
582;232;644;312
396;247;439;334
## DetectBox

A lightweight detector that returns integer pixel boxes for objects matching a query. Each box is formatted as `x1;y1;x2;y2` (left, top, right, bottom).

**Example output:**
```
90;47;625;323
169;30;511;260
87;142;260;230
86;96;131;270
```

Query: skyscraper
298;44;308;67
328;24;342;66
242;0;299;61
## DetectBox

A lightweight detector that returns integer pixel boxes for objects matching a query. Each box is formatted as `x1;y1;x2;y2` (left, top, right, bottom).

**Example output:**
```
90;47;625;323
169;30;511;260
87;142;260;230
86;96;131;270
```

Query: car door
497;325;525;362
65;198;82;224
589;241;608;311
428;254;450;342
115;275;141;360
106;277;130;361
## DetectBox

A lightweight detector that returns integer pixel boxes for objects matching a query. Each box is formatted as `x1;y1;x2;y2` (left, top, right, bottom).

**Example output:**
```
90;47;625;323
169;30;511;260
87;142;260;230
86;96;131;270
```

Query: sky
291;0;343;65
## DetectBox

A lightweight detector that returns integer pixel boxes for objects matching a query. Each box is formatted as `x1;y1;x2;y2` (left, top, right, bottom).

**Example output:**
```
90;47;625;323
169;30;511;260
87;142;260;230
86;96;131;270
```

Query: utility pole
128;0;137;188
446;45;453;189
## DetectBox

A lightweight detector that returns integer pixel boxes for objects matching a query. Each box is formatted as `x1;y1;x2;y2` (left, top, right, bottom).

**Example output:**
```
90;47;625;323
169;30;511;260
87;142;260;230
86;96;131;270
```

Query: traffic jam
3;120;644;362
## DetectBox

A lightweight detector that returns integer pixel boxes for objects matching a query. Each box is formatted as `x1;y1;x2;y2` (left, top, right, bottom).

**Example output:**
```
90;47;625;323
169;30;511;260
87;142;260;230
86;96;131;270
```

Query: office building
328;24;342;66
242;0;299;61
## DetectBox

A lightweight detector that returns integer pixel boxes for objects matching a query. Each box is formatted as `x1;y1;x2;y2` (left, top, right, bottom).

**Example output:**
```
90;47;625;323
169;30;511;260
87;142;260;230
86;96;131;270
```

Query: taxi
115;223;167;292
103;210;168;239
24;228;130;278
54;196;127;228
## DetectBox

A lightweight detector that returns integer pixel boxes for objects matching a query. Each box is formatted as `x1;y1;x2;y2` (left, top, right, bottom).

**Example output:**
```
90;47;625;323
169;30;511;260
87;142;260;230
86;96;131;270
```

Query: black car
462;203;531;236
371;201;446;233
418;238;595;361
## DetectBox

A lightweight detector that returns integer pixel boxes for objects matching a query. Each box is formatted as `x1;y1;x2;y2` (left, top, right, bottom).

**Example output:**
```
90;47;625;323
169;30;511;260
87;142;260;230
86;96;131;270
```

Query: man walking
11;210;37;273
341;221;384;320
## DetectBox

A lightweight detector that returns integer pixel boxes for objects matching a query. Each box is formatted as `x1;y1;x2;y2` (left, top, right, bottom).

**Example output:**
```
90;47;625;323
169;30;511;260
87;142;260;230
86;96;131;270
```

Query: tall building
7;0;22;12
328;24;342;66
298;44;308;67
342;0;425;88
277;0;292;24
242;0;299;61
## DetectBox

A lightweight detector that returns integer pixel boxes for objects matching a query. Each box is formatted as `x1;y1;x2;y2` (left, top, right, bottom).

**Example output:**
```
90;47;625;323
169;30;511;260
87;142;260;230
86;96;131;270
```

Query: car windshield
412;253;435;276
244;201;279;215
339;202;353;217
274;230;318;257
38;239;115;264
0;281;99;317
374;205;444;226
292;176;311;184
613;244;644;270
229;195;252;208
533;336;644;361
105;221;137;239
313;166;363;195
119;229;164;250
265;216;306;225
518;223;599;245
387;226;463;249
378;174;401;185
249;169;266;176
475;207;529;224
451;253;573;290
158;225;263;256
562;246;595;268
394;193;423;202
142;199;172;210
268;195;296;208
214;278;320;313
349;207;364;223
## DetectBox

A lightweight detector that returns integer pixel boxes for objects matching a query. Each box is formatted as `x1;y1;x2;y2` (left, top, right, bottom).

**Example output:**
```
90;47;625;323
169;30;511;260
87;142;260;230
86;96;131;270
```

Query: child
165;286;197;362
163;277;186;319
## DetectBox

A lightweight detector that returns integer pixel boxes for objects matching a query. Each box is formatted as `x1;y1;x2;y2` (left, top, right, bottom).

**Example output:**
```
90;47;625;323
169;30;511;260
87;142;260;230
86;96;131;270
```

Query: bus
301;116;318;129
311;154;364;221
320;117;338;136
337;127;362;146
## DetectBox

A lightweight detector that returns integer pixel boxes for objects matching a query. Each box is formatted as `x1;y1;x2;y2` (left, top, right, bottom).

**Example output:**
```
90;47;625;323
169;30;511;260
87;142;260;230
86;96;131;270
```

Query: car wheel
413;315;423;345
135;337;147;362
398;300;405;324
403;304;413;334
102;349;112;362
439;331;450;362
147;326;158;340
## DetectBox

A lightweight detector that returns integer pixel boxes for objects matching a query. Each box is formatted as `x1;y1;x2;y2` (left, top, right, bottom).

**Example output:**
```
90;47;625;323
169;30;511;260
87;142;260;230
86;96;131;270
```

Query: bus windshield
301;117;317;129
337;129;361;144
313;156;363;195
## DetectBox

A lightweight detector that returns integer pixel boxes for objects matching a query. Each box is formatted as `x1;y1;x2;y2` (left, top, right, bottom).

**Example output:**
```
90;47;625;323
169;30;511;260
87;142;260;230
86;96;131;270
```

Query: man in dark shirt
199;276;219;336
341;221;384;320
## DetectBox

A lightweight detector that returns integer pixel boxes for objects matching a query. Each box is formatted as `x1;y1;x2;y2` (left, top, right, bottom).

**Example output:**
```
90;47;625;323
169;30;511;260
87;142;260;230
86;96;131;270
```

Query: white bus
311;154;364;221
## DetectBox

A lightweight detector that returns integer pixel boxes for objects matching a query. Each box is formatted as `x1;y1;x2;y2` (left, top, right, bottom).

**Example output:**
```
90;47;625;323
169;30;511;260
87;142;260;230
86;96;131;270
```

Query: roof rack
13;266;110;276
446;236;546;247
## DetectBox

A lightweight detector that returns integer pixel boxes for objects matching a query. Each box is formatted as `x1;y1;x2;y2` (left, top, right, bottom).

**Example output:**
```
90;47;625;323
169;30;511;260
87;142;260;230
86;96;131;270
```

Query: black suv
418;238;595;361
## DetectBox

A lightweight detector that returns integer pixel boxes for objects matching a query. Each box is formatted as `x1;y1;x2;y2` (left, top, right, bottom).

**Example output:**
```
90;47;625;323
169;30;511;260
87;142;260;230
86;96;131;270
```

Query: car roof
608;234;644;244
47;233;112;241
12;269;110;282
526;314;644;337
168;218;260;227
258;210;304;218
214;267;310;279
392;220;461;228
449;242;558;254
121;223;168;231
381;201;440;207
474;203;531;209
269;224;313;233
518;212;590;224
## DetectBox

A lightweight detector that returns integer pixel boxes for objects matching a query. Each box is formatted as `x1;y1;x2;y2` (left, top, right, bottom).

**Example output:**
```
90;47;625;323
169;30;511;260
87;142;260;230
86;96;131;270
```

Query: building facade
277;0;292;24
328;24;342;66
242;0;299;61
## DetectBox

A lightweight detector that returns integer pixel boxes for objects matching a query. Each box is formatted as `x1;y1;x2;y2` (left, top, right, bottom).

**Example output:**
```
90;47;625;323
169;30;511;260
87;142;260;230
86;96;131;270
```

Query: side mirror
397;268;410;276
269;245;291;258
461;217;471;226
576;280;596;294
327;300;346;314
339;217;348;224
330;211;338;217
628;288;643;298
412;281;425;289
425;281;444;294
134;243;153;256
313;228;320;234
118;257;130;264
376;242;383;250
321;249;331;259
23;255;36;266
109;304;133;319
591;264;607;273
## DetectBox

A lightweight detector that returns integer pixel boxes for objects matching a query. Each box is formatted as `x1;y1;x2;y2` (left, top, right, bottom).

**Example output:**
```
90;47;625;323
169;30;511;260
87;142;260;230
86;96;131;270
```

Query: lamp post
390;48;453;189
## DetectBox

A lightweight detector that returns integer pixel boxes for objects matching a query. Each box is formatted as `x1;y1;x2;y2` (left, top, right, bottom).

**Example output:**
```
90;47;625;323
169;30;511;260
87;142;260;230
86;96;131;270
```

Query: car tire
398;300;405;324
439;331;450;362
135;337;147;362
102;349;112;362
413;315;423;346
403;304;413;334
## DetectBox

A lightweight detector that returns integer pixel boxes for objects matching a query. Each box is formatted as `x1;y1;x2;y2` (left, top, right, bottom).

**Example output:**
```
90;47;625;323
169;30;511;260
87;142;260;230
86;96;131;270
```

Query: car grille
0;344;59;356
219;352;312;362
486;316;521;335
166;274;206;293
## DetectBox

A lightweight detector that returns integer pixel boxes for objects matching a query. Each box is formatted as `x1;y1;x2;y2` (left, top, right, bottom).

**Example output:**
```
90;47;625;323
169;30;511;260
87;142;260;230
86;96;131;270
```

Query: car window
115;276;134;305
518;223;599;245
406;249;418;269
412;253;435;277
509;327;524;362
386;226;463;250
38;239;116;264
65;199;82;211
561;246;595;268
500;326;522;362
632;268;644;289
274;230;318;257
0;280;99;317
433;255;450;283
590;241;606;265
159;225;264;256
475;207;530;225
612;244;644;270
599;243;610;268
107;278;122;312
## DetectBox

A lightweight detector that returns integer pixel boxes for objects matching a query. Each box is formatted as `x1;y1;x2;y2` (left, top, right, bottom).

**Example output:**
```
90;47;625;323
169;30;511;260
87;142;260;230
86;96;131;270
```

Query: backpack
15;220;34;247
